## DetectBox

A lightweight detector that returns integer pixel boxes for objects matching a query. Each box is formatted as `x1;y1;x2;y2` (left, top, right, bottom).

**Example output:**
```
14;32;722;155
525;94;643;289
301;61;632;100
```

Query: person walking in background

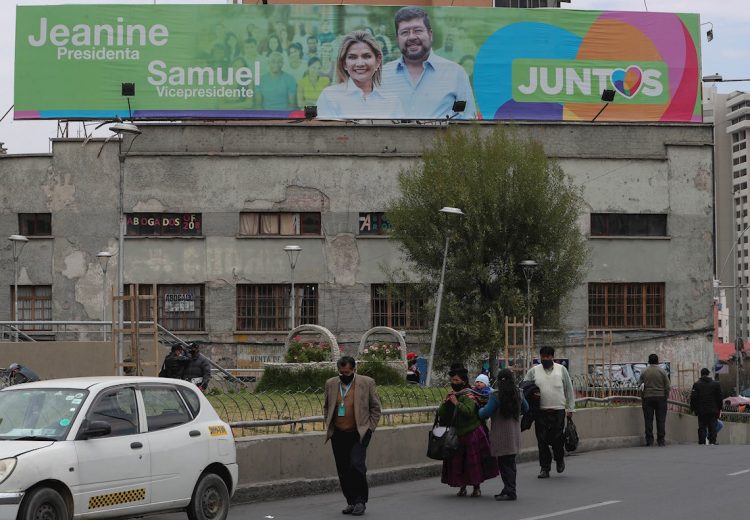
690;367;723;445
523;346;575;479
438;363;498;497
159;343;190;380
184;343;212;392
479;368;528;501
324;356;382;516
639;353;671;447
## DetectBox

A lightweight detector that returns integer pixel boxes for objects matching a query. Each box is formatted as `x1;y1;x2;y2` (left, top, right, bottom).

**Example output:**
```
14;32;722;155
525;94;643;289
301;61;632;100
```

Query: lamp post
702;74;750;83
97;251;112;341
8;234;29;342
283;245;302;329
425;206;465;386
520;259;539;370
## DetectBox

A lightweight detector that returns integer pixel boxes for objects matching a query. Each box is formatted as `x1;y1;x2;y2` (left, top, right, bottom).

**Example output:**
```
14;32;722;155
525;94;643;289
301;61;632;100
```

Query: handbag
427;406;459;461
564;416;579;452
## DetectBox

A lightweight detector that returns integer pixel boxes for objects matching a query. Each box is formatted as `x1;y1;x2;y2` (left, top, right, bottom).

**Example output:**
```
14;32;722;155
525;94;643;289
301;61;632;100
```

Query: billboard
14;4;701;122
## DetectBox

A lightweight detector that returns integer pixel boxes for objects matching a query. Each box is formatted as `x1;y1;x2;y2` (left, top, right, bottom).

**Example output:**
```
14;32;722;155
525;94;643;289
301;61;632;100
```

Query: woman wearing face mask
479;368;529;501
438;363;498;497
316;31;402;119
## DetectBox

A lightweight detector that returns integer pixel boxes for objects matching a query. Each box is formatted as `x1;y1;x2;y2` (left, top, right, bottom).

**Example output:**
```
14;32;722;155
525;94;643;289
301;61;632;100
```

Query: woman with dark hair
438;363;498;497
479;368;529;501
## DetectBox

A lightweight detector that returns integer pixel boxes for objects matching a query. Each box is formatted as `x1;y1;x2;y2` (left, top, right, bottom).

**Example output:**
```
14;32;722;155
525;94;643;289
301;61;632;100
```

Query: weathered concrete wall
0;341;116;378
0;122;714;372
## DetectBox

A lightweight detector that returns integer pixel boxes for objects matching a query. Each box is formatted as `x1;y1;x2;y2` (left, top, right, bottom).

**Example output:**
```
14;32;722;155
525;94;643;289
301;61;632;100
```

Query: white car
0;376;237;520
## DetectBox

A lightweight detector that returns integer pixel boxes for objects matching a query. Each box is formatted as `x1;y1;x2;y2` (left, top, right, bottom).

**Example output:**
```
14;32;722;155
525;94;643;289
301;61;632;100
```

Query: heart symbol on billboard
610;66;643;99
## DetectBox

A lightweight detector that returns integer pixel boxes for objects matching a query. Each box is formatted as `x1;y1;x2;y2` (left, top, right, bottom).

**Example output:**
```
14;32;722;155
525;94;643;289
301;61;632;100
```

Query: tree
386;126;588;369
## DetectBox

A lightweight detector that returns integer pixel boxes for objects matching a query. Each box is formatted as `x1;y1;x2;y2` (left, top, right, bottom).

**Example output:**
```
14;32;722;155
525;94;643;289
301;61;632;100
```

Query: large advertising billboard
14;4;701;122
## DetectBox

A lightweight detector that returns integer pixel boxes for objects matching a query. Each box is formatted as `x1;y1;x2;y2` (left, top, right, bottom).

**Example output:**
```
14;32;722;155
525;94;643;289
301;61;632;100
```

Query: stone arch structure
359;326;407;363
285;324;340;361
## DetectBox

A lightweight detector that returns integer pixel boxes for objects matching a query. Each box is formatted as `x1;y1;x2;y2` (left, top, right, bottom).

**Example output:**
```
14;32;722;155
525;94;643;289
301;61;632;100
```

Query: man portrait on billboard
382;6;476;120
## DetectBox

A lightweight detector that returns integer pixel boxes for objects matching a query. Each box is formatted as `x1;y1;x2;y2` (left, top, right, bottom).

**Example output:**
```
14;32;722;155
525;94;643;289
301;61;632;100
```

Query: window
371;284;427;330
177;386;201;417
239;212;321;236
141;386;192;432
124;284;205;331
86;387;139;437
590;213;667;237
588;283;665;329
236;284;318;331
18;213;51;236
126;213;202;236
10;285;52;330
359;212;391;235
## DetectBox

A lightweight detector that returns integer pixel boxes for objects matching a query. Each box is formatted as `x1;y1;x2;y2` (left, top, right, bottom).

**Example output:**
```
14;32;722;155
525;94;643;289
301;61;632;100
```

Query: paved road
138;444;749;520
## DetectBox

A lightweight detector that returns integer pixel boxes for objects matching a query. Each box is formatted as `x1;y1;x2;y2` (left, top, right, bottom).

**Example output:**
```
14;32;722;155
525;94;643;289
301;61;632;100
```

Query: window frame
358;212;391;236
124;283;206;332
10;285;52;330
18;213;52;237
371;283;427;330
236;283;319;332
590;213;668;238
588;282;665;329
239;212;322;237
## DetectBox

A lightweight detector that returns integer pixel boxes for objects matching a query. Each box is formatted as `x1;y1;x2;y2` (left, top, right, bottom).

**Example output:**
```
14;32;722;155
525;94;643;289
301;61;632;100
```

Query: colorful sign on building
14;4;701;122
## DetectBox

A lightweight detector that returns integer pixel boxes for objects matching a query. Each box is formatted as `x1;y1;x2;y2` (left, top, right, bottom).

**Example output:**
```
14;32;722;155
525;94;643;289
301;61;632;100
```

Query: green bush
257;361;407;391
357;360;406;386
257;365;336;392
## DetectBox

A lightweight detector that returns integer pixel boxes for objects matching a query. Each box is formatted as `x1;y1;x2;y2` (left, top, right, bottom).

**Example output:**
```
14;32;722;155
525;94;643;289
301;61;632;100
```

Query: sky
1;0;749;154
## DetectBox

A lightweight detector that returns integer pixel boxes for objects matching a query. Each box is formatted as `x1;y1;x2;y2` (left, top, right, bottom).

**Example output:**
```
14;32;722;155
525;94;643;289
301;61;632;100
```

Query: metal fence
217;377;750;436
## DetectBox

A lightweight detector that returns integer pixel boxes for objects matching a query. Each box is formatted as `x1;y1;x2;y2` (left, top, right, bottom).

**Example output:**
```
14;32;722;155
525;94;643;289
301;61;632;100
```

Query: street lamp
283;245;302;329
425;206;465;386
97;251;113;341
8;234;29;342
520;259;539;370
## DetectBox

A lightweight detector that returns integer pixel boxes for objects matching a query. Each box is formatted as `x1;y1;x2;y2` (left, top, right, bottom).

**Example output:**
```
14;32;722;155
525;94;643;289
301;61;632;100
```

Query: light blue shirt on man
381;52;476;119
316;78;403;119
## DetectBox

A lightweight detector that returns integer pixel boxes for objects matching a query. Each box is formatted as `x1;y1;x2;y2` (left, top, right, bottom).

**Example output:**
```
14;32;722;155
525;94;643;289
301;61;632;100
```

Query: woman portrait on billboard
316;31;402;119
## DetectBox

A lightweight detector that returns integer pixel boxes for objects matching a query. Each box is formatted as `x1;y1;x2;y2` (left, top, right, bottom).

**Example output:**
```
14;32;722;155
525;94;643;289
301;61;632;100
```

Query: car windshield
0;388;89;441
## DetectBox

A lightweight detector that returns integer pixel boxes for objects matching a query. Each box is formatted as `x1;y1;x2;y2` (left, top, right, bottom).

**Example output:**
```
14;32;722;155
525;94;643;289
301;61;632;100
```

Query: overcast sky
2;0;748;154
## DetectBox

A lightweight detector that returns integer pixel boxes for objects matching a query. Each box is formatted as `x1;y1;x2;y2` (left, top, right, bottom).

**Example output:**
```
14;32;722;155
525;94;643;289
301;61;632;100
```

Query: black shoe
556;460;565;473
494;493;517;501
351;503;366;516
538;469;550;479
342;505;355;515
645;441;653;447
657;441;666;447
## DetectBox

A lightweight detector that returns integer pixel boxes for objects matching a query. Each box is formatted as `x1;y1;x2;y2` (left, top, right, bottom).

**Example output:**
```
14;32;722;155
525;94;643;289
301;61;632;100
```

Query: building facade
0;122;714;374
704;86;750;344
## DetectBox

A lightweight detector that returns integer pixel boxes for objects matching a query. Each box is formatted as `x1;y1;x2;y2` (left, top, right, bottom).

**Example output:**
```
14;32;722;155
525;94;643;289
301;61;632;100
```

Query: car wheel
19;487;69;520
187;473;229;520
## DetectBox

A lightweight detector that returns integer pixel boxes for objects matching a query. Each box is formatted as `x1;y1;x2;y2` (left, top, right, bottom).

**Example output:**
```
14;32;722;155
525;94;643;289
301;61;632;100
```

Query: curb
231;435;643;505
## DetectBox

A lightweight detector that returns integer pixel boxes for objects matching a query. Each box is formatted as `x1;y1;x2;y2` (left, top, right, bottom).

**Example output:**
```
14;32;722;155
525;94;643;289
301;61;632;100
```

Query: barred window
10;285;52;331
18;213;51;236
236;284;318;331
588;283;665;329
371;284;427;330
124;284;205;331
239;213;321;236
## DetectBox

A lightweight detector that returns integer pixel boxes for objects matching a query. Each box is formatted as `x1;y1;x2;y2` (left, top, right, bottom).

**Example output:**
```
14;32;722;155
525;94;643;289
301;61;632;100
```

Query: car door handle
189;430;201;437
130;442;143;449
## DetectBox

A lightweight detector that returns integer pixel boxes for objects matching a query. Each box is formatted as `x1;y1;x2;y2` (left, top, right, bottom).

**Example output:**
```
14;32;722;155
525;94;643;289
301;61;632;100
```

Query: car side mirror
78;420;112;439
